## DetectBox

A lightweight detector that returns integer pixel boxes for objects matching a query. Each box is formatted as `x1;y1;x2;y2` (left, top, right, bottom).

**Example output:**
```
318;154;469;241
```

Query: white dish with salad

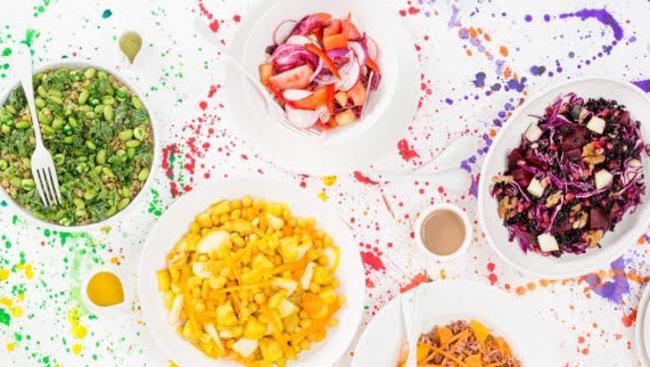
478;78;650;278
224;0;419;175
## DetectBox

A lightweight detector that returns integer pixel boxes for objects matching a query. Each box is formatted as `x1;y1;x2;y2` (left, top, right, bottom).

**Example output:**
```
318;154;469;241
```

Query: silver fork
14;44;62;206
192;17;325;140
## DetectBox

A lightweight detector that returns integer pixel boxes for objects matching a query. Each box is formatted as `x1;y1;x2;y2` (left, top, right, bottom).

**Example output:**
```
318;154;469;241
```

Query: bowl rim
0;60;161;232
478;76;650;278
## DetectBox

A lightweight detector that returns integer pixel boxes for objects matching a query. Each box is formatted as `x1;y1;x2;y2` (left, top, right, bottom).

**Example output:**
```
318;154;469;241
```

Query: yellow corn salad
156;196;343;367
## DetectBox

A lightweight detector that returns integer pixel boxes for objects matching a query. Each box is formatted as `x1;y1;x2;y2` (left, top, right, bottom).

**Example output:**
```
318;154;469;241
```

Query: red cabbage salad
258;12;381;131
490;94;648;257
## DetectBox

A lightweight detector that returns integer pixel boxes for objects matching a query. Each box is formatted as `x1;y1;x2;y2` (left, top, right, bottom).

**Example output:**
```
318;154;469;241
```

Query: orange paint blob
86;271;125;307
499;46;509;57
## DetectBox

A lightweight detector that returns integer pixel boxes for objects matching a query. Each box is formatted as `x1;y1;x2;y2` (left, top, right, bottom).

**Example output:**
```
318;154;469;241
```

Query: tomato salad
259;12;381;131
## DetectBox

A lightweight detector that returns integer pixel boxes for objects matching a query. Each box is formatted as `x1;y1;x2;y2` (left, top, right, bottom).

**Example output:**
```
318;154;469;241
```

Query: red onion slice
335;59;360;91
348;42;367;67
366;36;380;61
283;89;314;101
285;35;314;46
309;58;324;82
273;20;298;45
285;106;320;128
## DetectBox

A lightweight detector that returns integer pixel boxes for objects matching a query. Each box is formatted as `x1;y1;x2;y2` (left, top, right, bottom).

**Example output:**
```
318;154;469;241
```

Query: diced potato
334;109;357;126
334;91;348;107
232;338;259;358
157;270;170;291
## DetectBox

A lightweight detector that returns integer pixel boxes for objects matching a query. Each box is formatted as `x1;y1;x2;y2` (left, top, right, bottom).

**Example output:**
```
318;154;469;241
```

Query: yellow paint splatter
6;342;15;352
71;343;83;355
317;191;328;202
439;269;447;280
10;306;22;317
0;268;9;281
169;361;179;367
0;297;12;307
24;264;34;280
322;176;337;186
67;308;88;340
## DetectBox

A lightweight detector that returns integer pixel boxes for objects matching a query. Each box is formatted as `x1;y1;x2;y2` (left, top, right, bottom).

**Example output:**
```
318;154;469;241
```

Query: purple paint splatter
632;79;650;93
583;257;630;304
530;65;546;76
558;8;624;41
472;72;486;88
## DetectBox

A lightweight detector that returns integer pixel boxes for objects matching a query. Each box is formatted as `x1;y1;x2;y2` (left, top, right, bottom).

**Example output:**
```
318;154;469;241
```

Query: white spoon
401;287;420;367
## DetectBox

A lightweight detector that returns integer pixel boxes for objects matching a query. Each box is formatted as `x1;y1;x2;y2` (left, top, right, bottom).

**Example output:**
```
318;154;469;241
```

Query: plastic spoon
401;287;420;367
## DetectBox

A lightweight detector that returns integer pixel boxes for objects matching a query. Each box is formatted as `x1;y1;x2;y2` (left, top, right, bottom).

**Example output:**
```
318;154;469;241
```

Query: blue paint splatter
583;257;630;304
102;9;112;19
505;77;527;92
444;98;454;105
543;14;551;22
472;72;486;88
524;15;533;22
558;8;624;41
529;65;546;76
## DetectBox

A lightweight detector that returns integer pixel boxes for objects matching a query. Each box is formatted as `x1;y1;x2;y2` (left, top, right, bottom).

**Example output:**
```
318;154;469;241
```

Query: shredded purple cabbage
491;94;648;257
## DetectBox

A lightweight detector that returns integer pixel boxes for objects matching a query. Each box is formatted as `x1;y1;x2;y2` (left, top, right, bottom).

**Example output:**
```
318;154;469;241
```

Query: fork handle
16;44;43;146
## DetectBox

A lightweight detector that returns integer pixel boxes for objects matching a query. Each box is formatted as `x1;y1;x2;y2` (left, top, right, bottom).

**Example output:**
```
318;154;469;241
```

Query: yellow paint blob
67;308;88;340
322;176;337;186
6;342;15;352
0;268;9;281
86;271;125;307
72;343;83;355
317;191;328;202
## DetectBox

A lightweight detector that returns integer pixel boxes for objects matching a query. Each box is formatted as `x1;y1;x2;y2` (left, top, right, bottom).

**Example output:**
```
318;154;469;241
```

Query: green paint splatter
1;48;11;57
0;307;11;326
21;29;40;47
147;188;163;216
33;0;51;17
102;9;112;19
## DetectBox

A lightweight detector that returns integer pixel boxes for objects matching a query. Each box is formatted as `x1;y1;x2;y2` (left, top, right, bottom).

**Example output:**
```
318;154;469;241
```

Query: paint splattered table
1;1;650;366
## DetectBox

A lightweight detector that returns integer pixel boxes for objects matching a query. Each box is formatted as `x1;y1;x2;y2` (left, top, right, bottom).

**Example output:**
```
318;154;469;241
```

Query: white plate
352;280;560;367
224;0;419;175
138;177;365;366
478;77;650;278
637;285;650;366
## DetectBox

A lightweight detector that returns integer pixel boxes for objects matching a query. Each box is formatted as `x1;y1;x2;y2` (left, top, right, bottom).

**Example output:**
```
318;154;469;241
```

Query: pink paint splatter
209;20;220;33
199;101;208;110
397;139;419;161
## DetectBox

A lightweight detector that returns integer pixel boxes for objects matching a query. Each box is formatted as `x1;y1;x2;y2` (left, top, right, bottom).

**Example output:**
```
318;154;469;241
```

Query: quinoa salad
0;66;154;226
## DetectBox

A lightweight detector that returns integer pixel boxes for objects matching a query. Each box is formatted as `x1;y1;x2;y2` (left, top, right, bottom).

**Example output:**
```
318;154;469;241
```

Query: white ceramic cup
414;203;472;262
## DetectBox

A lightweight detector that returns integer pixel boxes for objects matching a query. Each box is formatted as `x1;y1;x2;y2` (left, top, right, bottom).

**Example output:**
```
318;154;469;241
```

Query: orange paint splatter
515;286;526;296
499;45;508;57
483;33;491;41
622;308;637;328
400;271;430;293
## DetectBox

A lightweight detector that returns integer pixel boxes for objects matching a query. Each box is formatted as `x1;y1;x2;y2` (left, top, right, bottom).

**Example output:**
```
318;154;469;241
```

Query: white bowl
0;61;160;232
224;0;419;175
351;280;561;367
478;77;650;279
137;177;365;367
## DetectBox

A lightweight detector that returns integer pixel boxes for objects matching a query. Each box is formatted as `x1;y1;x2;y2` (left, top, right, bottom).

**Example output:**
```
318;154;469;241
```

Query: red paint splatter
360;251;385;271
197;0;213;19
233;14;241;22
408;6;420;15
622;308;637;327
353;171;379;185
209;20;220;33
488;273;498;285
199;101;208;110
397;139;419;161
162;144;180;179
487;262;496;272
366;278;376;289
400;271;430;293
208;84;220;98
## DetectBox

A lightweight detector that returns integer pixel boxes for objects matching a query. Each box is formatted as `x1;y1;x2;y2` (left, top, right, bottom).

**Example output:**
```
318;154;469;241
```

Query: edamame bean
78;90;89;105
102;96;115;106
37;86;47;98
84;68;96;79
0;159;7;170
85;140;96;150
133;126;145;141
35;97;46;108
119;129;133;141
84;189;97;201
125;140;140;148
131;96;144;110
97;70;108;80
68;117;78;128
73;198;85;209
103;105;114;122
96;149;106;164
126;147;135;158
21;179;35;191
52;117;64;130
117;197;130;210
15;120;30;129
138;168;149;181
53;154;65;166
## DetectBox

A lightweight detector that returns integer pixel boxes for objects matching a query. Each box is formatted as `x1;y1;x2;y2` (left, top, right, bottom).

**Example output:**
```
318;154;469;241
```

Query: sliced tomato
312;12;332;23
323;20;341;37
347;23;361;40
269;65;314;90
366;57;381;75
323;34;348;51
347;80;367;106
305;43;341;79
288;85;334;111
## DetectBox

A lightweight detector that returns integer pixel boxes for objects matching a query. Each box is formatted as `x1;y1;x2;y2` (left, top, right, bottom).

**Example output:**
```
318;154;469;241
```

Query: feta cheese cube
594;169;614;189
525;123;543;142
527;178;545;198
537;234;559;252
587;116;606;134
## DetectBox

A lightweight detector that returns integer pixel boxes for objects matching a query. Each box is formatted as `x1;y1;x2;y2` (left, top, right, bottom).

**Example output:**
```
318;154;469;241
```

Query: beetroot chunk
590;208;610;230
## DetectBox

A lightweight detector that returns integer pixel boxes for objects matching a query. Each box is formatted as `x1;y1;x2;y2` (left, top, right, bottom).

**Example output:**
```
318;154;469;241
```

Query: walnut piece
498;196;518;220
545;191;563;208
584;230;604;248
572;212;588;229
492;175;513;184
582;142;605;168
